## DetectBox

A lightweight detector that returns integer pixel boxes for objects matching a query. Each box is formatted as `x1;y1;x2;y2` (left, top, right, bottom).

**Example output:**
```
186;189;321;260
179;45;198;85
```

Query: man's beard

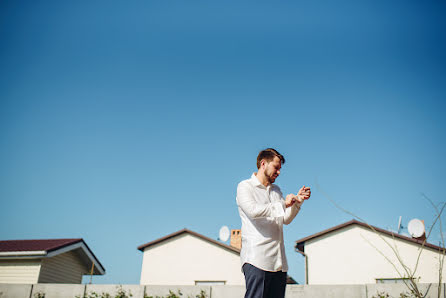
265;169;277;184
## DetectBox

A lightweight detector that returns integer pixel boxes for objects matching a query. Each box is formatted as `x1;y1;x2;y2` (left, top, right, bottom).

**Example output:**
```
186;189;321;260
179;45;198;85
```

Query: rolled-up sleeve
236;181;285;219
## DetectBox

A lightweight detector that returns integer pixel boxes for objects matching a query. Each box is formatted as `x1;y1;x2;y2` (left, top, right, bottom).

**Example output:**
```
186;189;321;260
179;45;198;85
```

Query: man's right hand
286;185;311;208
285;194;298;208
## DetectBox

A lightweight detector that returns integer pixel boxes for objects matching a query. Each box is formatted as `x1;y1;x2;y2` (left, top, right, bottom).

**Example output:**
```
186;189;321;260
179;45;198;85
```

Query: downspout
295;246;308;285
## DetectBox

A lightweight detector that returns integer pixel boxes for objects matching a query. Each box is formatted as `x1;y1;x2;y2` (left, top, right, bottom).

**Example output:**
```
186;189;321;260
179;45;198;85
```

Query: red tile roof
0;239;83;252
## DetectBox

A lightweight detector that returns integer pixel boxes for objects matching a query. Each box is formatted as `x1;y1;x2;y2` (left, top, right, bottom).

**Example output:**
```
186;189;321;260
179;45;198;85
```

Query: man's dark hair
256;148;285;169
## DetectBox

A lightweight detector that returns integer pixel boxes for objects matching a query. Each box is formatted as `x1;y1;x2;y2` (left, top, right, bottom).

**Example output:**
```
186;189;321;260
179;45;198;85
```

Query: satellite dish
219;226;230;242
408;218;425;238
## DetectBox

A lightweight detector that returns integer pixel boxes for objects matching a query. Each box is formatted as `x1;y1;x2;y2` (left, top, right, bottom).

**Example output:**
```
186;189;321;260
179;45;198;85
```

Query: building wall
305;225;446;284
0;259;41;284
140;233;245;285
38;251;88;283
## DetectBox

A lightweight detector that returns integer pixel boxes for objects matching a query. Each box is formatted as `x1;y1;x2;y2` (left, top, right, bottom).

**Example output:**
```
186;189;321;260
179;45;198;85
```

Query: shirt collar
251;173;267;189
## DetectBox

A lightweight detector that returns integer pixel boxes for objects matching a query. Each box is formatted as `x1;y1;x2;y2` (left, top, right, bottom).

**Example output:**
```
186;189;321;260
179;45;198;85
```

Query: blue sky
1;0;445;284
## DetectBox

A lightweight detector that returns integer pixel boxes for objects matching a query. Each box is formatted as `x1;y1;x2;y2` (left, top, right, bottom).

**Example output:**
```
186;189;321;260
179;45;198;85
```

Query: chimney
230;229;242;249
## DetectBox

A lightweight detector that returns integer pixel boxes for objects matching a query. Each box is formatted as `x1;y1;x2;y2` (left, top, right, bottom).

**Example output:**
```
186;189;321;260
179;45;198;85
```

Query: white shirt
236;173;301;272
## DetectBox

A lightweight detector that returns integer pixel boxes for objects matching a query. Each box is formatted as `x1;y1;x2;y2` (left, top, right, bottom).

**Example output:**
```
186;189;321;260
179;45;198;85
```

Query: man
236;148;311;298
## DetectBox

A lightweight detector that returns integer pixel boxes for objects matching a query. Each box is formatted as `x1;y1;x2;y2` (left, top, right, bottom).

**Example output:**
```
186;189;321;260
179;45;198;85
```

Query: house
0;238;105;284
295;219;445;285
138;229;298;286
138;229;245;285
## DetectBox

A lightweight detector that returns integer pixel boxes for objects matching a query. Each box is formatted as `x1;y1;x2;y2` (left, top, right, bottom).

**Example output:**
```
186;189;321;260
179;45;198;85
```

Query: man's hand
285;186;311;208
285;194;297;208
297;185;311;203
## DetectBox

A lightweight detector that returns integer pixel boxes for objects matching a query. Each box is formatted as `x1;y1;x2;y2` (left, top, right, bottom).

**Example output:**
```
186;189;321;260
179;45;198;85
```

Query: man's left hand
297;185;311;203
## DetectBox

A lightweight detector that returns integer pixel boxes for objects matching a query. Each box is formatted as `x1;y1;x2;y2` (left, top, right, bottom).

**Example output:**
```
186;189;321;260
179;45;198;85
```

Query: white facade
302;224;445;285
139;231;245;285
0;259;41;284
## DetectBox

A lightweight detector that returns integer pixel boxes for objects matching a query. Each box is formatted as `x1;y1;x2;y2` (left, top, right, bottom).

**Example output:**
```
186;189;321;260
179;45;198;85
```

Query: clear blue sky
1;0;445;284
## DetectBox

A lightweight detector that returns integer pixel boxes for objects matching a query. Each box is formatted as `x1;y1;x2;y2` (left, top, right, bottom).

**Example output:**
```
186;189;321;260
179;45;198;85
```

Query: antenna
397;216;402;234
218;226;230;242
408;218;425;238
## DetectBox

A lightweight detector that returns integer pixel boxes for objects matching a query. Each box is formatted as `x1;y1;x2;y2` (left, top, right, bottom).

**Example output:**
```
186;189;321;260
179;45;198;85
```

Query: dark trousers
242;263;287;298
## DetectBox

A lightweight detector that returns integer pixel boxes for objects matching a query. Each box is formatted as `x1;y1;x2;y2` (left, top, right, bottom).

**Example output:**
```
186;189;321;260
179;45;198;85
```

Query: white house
0;238;105;284
138;229;245;286
295;220;445;285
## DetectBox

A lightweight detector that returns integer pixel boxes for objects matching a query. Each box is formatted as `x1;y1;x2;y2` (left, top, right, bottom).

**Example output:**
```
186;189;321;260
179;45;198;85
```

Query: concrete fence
0;283;444;298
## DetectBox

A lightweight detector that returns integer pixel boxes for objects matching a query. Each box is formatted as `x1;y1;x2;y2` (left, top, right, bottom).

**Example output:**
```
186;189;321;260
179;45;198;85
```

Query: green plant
195;290;208;298
77;292;108;298
144;289;207;298
372;291;416;298
165;290;182;298
76;286;132;298
76;291;101;298
34;291;45;298
372;292;390;298
115;286;132;298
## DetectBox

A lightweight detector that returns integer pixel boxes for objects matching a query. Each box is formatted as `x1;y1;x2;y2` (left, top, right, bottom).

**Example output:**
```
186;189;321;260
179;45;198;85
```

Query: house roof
295;219;444;253
0;238;83;253
0;238;105;275
137;228;241;254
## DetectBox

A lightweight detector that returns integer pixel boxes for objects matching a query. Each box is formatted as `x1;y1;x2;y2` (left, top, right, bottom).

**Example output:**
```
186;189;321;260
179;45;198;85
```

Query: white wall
1;283;445;298
140;233;245;285
305;225;446;284
0;259;41;284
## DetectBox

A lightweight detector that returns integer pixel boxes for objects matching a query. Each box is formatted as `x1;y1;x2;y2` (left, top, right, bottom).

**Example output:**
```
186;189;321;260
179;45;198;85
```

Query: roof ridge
0;238;84;252
137;228;240;254
295;219;444;253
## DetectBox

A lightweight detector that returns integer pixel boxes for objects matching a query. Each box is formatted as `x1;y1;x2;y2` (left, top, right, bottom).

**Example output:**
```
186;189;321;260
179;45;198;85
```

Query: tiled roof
0;238;83;252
